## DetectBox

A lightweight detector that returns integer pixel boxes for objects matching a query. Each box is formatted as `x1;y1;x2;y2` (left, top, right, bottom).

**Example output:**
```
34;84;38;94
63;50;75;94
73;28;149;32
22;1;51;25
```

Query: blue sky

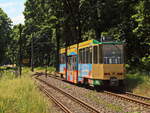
0;0;26;25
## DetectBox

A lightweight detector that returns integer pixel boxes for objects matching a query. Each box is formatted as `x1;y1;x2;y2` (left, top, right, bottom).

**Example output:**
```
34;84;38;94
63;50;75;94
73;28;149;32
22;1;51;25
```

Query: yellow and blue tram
59;39;125;87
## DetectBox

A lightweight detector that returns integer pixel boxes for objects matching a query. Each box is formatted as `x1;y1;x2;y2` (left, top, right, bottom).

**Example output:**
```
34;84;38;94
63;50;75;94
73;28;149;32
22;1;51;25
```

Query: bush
125;73;150;96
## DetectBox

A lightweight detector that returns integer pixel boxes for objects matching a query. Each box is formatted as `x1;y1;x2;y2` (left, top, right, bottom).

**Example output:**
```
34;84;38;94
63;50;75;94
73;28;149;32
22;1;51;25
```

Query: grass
63;85;71;89
0;67;52;113
35;67;56;73
125;73;150;97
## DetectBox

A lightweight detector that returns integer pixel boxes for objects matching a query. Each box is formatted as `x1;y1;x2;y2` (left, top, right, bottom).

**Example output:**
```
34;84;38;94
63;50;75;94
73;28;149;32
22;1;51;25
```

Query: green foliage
1;0;149;71
35;67;56;73
23;0;58;66
141;56;150;71
0;8;12;65
125;73;150;97
130;0;150;70
7;25;22;65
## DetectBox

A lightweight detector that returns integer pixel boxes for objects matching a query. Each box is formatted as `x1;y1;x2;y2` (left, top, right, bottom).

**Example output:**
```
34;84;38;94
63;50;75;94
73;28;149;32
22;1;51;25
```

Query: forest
0;0;150;72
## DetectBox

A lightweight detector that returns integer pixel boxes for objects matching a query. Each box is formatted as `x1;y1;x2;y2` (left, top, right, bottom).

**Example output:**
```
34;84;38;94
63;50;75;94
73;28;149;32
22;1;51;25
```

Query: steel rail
125;92;150;101
35;77;101;113
38;82;73;113
104;91;150;108
48;74;150;103
36;73;150;109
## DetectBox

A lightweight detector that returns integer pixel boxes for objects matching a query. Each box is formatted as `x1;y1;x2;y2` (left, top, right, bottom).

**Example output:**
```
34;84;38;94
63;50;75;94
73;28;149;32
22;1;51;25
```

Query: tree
22;0;150;71
0;8;12;65
24;0;54;66
131;0;150;70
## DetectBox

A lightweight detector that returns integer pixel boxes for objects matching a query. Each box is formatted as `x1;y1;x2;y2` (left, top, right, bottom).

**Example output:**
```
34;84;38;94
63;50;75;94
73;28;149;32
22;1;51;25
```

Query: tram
59;39;125;87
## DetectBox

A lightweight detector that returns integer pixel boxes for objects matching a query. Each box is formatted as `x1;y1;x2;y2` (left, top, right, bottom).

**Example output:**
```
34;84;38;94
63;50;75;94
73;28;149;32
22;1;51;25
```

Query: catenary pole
19;24;23;76
31;33;34;72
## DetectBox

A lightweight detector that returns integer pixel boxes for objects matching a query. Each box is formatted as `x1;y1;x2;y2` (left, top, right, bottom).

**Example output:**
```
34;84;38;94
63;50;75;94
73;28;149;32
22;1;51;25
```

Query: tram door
67;55;77;83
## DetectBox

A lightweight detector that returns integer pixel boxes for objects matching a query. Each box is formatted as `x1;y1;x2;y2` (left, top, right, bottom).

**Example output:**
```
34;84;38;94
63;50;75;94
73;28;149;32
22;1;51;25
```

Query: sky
0;0;26;25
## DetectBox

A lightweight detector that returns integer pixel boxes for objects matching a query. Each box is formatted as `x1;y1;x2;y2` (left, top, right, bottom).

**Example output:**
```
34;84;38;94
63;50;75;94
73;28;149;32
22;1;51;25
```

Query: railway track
104;91;150;108
50;73;150;105
48;74;150;103
35;77;101;113
35;73;150;109
125;92;150;103
38;84;72;113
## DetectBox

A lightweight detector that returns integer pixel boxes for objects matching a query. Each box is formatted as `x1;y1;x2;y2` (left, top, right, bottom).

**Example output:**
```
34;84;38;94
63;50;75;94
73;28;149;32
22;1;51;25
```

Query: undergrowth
125;72;150;97
0;67;51;113
35;67;56;73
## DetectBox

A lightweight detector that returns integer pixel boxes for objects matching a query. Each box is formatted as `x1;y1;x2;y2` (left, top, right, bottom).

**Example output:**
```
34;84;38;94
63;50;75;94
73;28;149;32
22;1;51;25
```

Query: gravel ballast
37;75;150;113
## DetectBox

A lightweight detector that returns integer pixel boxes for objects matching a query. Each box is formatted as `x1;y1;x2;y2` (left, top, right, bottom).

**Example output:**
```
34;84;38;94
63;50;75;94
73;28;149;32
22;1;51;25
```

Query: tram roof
59;39;123;54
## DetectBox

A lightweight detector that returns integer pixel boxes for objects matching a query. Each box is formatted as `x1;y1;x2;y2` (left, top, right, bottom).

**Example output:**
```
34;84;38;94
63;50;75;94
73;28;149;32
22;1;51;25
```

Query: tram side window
61;54;63;64
89;47;92;64
79;48;87;64
93;46;98;64
82;48;86;64
85;47;89;64
85;47;92;64
99;45;103;64
79;47;92;64
79;49;83;63
73;56;76;70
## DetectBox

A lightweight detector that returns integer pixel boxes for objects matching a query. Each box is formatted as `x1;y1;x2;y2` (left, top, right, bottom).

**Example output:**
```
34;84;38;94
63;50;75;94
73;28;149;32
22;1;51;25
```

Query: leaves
0;8;12;65
0;0;149;71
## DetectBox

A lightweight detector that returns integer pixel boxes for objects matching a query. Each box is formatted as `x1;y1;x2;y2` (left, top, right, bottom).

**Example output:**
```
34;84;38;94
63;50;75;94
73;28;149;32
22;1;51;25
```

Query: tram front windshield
103;44;124;64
